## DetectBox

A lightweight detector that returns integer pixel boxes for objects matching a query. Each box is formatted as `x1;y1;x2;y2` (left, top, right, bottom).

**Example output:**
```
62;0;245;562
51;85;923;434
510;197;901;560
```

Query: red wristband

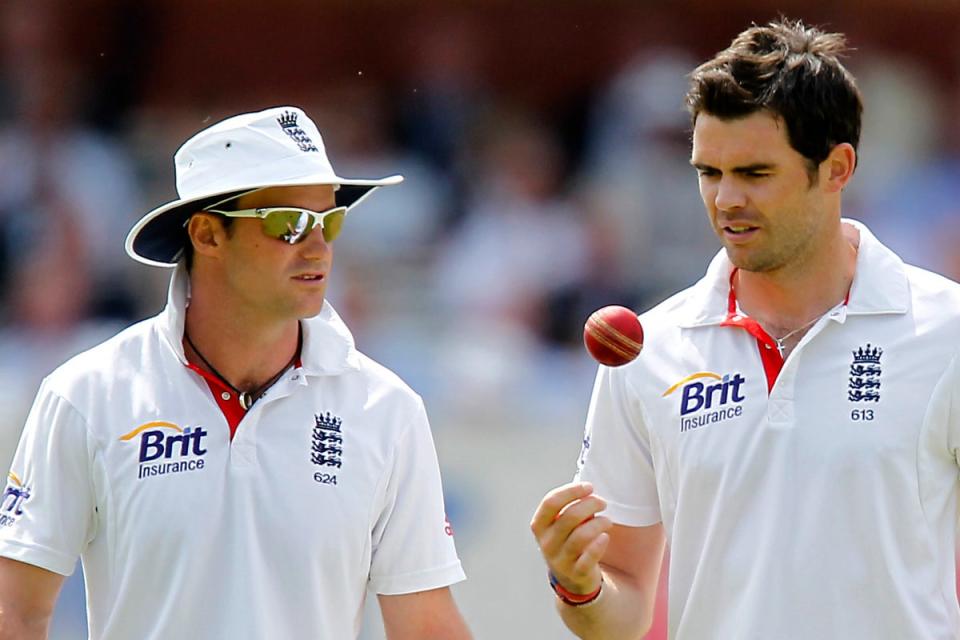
549;572;603;606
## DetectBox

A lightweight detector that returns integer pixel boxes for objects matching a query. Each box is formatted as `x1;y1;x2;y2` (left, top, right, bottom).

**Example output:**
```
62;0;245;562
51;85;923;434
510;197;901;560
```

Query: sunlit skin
690;111;858;333
183;184;337;391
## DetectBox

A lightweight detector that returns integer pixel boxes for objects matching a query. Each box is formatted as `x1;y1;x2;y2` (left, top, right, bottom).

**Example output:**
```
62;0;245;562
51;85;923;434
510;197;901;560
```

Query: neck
183;285;300;392
736;221;859;331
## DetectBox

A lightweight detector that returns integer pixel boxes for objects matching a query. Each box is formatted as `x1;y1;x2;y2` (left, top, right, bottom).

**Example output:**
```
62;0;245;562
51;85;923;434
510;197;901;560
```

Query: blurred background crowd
2;0;959;637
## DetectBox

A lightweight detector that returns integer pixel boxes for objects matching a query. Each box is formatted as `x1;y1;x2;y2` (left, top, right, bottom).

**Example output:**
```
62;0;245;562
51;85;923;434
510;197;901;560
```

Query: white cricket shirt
0;266;465;639
577;220;960;639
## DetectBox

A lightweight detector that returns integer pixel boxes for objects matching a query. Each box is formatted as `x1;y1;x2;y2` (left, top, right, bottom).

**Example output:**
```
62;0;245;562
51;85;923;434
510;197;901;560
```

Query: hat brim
125;174;403;267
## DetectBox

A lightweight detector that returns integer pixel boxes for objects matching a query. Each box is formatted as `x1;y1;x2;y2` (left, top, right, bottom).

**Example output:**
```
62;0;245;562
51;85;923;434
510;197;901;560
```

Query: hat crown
173;106;337;199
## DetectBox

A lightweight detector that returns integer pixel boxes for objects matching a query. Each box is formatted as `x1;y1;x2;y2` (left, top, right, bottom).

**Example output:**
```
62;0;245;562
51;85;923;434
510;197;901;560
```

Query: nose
714;177;746;212
298;225;332;259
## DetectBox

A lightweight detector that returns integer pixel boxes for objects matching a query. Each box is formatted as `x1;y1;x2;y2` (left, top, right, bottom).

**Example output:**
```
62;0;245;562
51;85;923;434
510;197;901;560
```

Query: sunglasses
205;206;347;244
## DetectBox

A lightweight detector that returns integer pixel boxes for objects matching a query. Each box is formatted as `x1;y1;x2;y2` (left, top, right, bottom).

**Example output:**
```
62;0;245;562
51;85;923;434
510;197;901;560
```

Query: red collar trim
721;269;852;393
187;363;247;439
184;337;304;440
721;269;782;393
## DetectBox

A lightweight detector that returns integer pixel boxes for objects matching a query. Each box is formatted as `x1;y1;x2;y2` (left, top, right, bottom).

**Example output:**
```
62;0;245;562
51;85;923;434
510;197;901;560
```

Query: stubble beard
722;224;817;276
725;243;787;273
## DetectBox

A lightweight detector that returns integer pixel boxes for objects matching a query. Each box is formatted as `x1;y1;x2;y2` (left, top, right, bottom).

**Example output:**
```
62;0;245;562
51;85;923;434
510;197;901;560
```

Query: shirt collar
677;218;910;328
158;263;361;375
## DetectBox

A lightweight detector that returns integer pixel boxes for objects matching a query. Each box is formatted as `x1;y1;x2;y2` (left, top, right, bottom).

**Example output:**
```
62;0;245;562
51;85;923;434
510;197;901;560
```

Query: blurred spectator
398;15;492;226
845;53;941;214
427;111;591;413
581;49;719;305
0;187;120;474
435;110;589;340
0;0;142;320
853;56;960;277
310;84;450;265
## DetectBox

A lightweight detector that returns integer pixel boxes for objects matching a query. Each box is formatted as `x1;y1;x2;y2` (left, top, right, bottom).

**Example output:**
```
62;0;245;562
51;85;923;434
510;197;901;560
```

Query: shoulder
643;285;702;322
903;264;960;341
349;351;425;414
44;316;159;396
905;263;960;302
904;264;960;321
609;282;710;390
636;283;707;344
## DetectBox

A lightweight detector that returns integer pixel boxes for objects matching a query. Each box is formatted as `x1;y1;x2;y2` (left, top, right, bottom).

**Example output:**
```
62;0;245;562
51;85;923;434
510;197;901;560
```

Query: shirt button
765;344;772;350
221;392;231;400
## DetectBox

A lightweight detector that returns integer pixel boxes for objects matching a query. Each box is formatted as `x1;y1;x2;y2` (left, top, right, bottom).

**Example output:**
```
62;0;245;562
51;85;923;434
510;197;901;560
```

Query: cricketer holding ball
0;107;472;639
531;19;960;639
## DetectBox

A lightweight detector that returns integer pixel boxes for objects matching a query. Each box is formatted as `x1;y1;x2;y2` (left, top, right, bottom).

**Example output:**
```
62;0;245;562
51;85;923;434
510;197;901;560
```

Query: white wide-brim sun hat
125;105;403;267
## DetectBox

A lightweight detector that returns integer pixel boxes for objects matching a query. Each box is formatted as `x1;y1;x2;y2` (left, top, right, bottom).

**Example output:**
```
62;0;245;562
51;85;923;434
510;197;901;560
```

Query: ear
186;213;229;260
820;142;856;194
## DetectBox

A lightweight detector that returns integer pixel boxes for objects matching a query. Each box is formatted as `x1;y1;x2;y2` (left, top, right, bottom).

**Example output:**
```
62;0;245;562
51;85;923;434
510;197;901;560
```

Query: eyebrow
690;161;777;174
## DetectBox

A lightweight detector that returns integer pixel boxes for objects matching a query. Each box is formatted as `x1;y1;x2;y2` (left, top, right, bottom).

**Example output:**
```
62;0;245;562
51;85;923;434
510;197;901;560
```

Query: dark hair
685;19;863;177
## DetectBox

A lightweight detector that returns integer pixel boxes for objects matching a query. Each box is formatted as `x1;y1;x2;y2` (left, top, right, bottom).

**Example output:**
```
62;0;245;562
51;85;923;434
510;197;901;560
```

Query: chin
299;300;327;319
724;247;777;273
285;291;327;319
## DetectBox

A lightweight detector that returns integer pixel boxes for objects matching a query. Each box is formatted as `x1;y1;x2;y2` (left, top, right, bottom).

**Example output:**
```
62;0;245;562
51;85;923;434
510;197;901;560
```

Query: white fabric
174;107;338;199
0;265;464;640
577;220;960;639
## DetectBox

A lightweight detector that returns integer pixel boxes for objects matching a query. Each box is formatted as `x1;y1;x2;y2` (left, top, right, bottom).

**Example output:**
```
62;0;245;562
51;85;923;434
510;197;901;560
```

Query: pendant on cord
239;392;254;411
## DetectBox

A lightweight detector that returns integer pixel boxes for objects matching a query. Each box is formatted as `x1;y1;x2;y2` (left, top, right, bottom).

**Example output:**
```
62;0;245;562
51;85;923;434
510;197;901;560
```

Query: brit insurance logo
119;421;209;480
663;371;747;433
312;412;343;486
0;472;30;527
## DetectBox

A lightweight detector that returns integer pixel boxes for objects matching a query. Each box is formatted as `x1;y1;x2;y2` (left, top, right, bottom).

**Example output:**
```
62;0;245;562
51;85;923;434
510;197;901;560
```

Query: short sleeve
0;380;98;576
575;365;662;526
368;398;465;594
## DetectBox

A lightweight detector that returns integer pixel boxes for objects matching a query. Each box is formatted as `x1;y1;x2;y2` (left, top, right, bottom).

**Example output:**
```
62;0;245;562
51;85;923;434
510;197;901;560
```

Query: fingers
531;482;614;594
572;531;610;576
539;496;608;558
530;482;595;537
550;513;613;574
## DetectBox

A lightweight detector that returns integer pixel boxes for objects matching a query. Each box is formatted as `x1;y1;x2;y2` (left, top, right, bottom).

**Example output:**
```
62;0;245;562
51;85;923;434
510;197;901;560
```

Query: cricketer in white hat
0;106;472;639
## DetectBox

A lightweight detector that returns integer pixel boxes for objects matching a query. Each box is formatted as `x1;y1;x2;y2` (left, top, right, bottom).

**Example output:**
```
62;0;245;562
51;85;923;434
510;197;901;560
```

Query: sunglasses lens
262;210;314;243
259;208;346;244
321;210;345;243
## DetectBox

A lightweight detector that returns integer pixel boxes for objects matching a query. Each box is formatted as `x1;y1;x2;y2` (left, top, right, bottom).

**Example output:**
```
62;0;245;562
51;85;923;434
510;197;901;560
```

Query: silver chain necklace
771;314;822;357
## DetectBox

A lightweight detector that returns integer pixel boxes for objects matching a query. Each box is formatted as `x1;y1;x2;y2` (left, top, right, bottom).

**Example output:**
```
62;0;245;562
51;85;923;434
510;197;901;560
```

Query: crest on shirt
848;344;882;402
312;412;343;469
277;111;319;153
0;472;30;527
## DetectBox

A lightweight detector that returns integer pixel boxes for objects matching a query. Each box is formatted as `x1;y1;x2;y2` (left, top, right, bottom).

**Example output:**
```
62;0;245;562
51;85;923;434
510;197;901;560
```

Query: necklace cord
184;329;300;409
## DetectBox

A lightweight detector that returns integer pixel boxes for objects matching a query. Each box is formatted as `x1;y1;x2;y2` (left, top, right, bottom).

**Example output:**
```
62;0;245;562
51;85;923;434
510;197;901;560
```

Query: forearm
557;569;654;640
380;587;472;640
0;558;63;640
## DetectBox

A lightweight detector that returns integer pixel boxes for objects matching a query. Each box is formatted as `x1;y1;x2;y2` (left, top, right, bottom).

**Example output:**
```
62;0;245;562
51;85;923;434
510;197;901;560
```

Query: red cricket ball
583;305;644;367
